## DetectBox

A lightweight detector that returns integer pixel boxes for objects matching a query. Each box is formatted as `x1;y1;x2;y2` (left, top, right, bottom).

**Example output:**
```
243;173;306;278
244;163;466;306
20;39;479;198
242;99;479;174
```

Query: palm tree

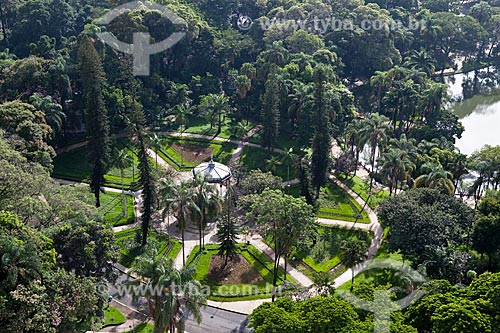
129;248;206;333
394;28;414;57
340;238;366;292
379;148;415;195
172;105;190;166
420;19;442;49
167;181;201;266
192;172;223;251
159;177;176;231
149;133;163;169
111;148;134;216
370;71;393;113
345;118;366;176
172;104;190;134
29;93;65;134
265;156;282;174
419;82;448;121
405;49;437;76
231;121;252;139
414;162;455;195
280;147;299;183
379;149;404;196
198;93;230;135
260;41;288;69
358;113;390;191
389;134;418;161
287;81;313;130
235;75;251;99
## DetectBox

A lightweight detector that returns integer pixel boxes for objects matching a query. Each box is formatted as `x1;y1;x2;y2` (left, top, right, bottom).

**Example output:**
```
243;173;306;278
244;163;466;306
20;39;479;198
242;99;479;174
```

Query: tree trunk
284;255;287;281
95;186;101;208
0;5;8;46
217;111;222;135
121;169;126;217
272;237;280;302
369;146;376;192
199;221;203;252
182;228;186;266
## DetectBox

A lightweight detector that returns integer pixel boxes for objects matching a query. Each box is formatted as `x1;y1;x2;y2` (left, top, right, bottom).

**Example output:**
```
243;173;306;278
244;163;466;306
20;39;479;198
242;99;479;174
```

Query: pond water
446;67;500;155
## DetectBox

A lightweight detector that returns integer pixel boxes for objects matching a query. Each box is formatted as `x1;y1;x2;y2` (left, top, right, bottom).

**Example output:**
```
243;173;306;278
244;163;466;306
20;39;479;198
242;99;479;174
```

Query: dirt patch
207;254;264;284
172;143;214;163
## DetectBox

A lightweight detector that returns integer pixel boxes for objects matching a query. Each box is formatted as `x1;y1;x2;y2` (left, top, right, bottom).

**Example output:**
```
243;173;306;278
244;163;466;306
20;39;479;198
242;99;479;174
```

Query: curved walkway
54;131;384;317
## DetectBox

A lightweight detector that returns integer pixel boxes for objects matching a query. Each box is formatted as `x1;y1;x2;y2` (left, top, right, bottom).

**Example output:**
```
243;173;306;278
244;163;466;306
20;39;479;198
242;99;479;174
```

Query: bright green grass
52;139;141;190
180;115;234;139
114;227;182;268
288;181;370;223
123;323;154;333
247;128;296;150
265;225;371;279
186;244;293;301
336;173;390;209
157;136;236;171
103;306;126;327
239;146;297;181
99;191;135;226
337;228;407;291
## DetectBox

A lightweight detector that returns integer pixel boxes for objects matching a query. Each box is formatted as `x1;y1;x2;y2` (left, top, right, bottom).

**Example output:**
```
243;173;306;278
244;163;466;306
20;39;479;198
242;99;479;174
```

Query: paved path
327;174;383;288
95;300;149;333
55;130;384;317
158;131;285;154
249;235;313;287
52;178;124;194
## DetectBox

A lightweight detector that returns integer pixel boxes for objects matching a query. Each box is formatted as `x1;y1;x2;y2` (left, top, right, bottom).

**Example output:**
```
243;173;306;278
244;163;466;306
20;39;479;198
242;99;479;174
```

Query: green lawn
247;128;297;150
288;181;370;223
337;228;407;292
53;139;141;190
170;116;257;140
186;244;294;301
239;146;297;181
99;191;135;226
265;225;371;279
157;136;236;171
124;323;154;333
114;227;182;268
336;173;390;209
103;306;126;327
180;115;234;139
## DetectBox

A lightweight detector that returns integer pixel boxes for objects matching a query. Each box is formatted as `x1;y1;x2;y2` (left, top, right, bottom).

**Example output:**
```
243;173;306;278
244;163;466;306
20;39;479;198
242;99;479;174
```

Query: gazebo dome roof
192;158;231;183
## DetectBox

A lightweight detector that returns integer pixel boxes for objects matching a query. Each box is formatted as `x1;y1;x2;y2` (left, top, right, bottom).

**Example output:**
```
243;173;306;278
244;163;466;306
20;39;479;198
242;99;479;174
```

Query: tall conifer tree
311;65;332;197
127;96;155;246
78;37;110;207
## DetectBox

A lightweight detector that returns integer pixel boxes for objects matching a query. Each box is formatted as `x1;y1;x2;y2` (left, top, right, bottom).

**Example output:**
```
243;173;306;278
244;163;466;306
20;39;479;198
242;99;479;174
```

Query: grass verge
239;146;296;181
186;244;294;301
157;136;236;171
99;191;135;226
124;323;154;333
114;227;182;268
336;173;390;209
53;139;141;190
103;306;126;327
288;181;370;223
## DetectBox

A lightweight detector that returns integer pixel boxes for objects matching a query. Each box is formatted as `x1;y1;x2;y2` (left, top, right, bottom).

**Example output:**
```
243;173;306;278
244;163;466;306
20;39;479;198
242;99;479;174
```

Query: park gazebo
191;158;231;186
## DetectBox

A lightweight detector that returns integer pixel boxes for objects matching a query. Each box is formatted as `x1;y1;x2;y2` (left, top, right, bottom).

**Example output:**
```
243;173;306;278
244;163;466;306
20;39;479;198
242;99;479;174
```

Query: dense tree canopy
378;188;474;263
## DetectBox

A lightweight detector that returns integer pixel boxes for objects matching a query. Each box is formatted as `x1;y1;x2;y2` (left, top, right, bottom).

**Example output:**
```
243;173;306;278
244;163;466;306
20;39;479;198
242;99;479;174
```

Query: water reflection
445;66;500;154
